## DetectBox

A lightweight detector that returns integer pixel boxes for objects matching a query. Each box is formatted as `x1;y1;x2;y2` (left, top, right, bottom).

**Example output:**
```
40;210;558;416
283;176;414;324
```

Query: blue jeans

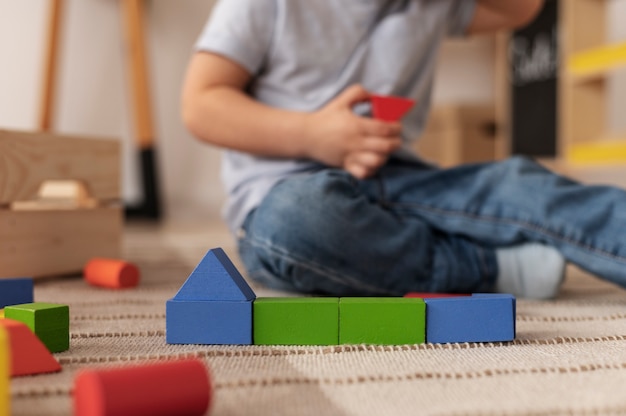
237;156;626;296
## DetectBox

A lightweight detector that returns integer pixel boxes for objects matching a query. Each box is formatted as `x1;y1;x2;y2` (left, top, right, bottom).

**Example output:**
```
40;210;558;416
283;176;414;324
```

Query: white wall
0;1;624;220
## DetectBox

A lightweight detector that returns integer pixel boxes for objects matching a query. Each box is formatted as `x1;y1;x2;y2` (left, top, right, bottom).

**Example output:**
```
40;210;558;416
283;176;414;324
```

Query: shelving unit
561;0;626;164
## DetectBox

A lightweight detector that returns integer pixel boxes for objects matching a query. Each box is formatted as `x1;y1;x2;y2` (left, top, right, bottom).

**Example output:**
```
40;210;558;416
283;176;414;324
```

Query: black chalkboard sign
510;0;559;157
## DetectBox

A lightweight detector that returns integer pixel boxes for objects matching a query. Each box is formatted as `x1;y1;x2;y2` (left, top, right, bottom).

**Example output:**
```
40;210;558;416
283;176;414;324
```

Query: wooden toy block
424;294;516;344
74;359;211;416
0;327;9;416
84;258;140;289
166;299;252;345
371;95;415;122
0;319;61;376
0;278;33;309
254;298;339;345
4;303;70;352
173;248;256;302
339;298;425;345
166;248;256;345
0;129;122;279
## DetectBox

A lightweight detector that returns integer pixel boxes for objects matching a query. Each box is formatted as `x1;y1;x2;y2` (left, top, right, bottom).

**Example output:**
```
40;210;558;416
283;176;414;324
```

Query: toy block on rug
0;327;9;416
339;298;426;345
4;303;70;352
254;298;339;345
84;258;140;289
371;95;415;122
166;248;256;345
74;359;211;416
0;319;61;376
0;278;34;309
424;294;516;344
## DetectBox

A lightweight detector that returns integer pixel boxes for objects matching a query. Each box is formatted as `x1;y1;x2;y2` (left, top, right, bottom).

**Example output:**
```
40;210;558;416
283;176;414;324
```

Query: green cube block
254;297;339;345
5;303;69;331
5;303;70;353
339;298;425;345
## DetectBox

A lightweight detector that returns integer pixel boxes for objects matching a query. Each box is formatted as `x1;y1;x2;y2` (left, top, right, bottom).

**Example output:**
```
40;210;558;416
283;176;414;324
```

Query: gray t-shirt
195;0;476;233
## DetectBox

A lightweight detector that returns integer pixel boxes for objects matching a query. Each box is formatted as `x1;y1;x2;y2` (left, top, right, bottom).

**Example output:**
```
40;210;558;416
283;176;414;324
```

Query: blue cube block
166;299;252;345
0;278;34;309
425;294;515;344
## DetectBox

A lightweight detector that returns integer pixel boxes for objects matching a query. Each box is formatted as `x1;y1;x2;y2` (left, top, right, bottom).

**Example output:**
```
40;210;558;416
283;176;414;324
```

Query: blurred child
181;0;626;299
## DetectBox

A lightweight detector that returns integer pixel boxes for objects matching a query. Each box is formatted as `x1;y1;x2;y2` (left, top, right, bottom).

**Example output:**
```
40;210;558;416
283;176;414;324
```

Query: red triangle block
371;95;415;122
0;319;61;377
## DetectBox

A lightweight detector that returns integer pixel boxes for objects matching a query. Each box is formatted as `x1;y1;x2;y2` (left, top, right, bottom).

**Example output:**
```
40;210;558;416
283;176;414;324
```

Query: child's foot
495;243;565;299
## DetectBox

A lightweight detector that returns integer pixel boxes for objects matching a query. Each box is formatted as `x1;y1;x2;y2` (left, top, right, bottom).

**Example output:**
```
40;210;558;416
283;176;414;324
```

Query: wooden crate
414;105;499;167
0;129;122;278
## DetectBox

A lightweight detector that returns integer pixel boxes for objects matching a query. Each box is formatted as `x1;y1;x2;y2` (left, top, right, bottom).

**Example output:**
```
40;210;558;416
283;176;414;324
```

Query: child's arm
181;52;402;179
468;0;544;34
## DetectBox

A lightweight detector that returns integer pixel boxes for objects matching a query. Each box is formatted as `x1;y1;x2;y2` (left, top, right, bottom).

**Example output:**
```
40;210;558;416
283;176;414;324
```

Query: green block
4;303;69;332
254;297;339;345
37;328;70;353
339;298;425;345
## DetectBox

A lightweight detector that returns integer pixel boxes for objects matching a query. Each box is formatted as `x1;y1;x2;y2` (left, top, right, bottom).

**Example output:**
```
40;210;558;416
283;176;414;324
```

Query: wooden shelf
560;0;626;165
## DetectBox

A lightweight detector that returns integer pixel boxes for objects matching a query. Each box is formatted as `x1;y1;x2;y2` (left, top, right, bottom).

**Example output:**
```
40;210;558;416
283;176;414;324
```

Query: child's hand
303;85;402;179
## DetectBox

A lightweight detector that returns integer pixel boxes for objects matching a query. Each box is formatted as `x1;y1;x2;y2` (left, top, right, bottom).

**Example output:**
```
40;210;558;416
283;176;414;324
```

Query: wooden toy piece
425;293;516;344
0;129;122;280
166;299;252;345
73;359;211;416
0;319;61;376
404;292;470;299
173;248;256;302
371;95;415;122
166;248;256;345
83;258;140;289
0;278;34;309
0;326;9;416
254;298;339;346
339;298;425;345
4;303;70;352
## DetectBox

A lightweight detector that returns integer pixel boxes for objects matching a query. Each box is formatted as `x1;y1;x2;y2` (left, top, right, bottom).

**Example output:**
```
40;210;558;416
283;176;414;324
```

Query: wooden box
0;130;122;278
414;105;499;167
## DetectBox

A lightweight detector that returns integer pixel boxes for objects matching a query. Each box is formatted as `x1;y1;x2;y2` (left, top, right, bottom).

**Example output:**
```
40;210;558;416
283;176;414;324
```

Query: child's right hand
302;85;403;179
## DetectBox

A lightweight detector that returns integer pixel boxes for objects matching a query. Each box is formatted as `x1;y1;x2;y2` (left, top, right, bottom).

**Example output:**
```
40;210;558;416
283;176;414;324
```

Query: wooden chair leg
38;0;65;131
121;0;162;220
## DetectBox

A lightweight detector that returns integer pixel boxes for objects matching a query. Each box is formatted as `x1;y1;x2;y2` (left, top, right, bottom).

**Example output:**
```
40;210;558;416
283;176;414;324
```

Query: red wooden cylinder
83;258;140;289
74;359;211;416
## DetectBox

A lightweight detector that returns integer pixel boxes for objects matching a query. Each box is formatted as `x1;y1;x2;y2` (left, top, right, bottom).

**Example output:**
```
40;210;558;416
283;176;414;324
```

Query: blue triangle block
173;248;256;301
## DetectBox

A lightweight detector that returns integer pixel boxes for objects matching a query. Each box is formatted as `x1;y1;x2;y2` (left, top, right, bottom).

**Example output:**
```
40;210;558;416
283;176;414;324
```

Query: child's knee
252;170;362;244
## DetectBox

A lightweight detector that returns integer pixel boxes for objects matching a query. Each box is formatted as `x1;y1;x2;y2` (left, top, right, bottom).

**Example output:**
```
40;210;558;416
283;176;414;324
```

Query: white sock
495;243;565;300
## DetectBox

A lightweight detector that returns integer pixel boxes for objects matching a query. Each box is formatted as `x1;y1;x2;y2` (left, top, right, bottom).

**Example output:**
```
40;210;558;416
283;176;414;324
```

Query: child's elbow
180;96;207;142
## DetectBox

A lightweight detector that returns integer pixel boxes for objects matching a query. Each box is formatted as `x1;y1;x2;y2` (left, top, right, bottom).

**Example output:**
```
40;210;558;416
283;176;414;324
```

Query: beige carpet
10;220;626;416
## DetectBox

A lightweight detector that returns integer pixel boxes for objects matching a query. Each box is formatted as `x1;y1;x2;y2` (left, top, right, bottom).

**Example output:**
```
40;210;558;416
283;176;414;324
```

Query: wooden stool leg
38;0;65;131
121;0;161;220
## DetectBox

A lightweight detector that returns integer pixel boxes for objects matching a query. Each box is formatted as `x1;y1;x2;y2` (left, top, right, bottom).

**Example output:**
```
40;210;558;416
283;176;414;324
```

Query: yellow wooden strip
566;140;626;164
0;326;9;416
569;42;626;77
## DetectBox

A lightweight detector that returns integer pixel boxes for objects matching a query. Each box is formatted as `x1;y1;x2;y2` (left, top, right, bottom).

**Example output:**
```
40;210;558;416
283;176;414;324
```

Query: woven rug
11;221;626;416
